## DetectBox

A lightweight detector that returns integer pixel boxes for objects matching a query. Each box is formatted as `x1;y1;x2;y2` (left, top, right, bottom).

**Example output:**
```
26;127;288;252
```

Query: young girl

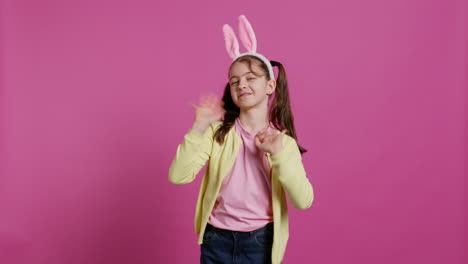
169;15;314;264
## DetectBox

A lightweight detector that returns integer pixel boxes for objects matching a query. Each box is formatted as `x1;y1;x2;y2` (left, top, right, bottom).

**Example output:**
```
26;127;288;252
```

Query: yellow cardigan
169;121;314;264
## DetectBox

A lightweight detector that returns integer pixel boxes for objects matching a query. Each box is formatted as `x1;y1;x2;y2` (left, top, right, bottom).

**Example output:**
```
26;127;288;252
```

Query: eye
231;81;238;85
247;77;256;80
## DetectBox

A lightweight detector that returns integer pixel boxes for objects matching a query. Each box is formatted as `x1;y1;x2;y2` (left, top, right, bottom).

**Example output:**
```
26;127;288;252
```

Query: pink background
1;0;467;263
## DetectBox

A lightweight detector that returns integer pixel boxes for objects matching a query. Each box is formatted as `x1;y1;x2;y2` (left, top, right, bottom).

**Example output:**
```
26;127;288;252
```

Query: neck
238;108;269;134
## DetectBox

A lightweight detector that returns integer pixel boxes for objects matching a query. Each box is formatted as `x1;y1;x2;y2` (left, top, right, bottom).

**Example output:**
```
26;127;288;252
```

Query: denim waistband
206;222;274;235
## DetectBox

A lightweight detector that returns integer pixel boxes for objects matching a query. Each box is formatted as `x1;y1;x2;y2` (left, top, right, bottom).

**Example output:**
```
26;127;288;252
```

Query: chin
238;103;262;111
234;97;267;111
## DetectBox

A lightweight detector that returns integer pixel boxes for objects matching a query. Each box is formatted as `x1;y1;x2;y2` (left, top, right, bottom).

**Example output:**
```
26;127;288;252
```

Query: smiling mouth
239;93;252;97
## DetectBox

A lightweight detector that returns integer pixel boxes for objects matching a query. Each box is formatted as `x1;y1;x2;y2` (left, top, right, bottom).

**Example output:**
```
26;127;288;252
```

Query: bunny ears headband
222;15;275;80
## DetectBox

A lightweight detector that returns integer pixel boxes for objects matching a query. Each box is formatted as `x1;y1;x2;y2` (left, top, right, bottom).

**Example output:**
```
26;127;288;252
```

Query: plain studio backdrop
1;0;466;263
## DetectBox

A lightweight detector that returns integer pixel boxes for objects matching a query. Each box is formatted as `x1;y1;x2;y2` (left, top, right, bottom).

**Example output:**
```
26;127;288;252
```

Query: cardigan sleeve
268;136;314;210
168;124;216;185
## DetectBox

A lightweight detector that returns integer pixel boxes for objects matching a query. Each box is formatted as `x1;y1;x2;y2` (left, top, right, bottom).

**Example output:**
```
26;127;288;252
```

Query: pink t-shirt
208;118;274;232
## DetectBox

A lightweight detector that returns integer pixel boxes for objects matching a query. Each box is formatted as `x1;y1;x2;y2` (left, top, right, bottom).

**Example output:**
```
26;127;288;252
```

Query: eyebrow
229;72;254;81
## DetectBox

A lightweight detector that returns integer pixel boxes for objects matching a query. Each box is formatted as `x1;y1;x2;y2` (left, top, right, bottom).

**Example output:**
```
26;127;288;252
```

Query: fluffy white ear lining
222;15;275;80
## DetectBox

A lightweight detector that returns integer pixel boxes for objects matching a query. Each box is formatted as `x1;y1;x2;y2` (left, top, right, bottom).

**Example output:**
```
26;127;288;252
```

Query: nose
238;79;248;89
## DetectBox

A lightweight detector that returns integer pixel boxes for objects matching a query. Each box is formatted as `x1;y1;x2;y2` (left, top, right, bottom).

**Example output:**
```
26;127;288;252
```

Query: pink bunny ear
222;24;240;59
238;15;257;53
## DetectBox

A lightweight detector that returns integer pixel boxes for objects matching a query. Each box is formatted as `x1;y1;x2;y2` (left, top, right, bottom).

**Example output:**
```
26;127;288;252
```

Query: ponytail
214;83;239;145
270;60;307;154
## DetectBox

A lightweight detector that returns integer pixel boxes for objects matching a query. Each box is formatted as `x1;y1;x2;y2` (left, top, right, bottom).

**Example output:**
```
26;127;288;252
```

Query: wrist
191;122;209;134
268;146;284;155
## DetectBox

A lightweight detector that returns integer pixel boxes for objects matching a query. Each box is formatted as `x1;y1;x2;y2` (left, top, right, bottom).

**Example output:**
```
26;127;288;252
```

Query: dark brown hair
214;55;307;154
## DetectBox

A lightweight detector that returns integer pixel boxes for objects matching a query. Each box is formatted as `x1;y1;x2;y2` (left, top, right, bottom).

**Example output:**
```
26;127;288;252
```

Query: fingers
200;94;224;114
273;129;287;135
254;135;262;146
268;129;286;136
193;94;226;124
255;131;265;143
201;93;221;105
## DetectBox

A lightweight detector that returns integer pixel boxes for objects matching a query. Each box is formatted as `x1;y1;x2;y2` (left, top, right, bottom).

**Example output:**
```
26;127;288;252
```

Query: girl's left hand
255;129;287;155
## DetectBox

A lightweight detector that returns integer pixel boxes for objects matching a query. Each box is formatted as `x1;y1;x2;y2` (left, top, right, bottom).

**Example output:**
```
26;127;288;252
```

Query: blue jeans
200;222;274;264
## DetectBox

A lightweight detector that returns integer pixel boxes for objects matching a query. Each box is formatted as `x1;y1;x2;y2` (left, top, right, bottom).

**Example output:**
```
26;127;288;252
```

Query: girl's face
228;61;276;111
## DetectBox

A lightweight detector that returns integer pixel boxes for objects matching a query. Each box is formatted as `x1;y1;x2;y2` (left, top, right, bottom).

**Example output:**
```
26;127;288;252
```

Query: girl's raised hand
255;129;287;155
191;94;225;134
